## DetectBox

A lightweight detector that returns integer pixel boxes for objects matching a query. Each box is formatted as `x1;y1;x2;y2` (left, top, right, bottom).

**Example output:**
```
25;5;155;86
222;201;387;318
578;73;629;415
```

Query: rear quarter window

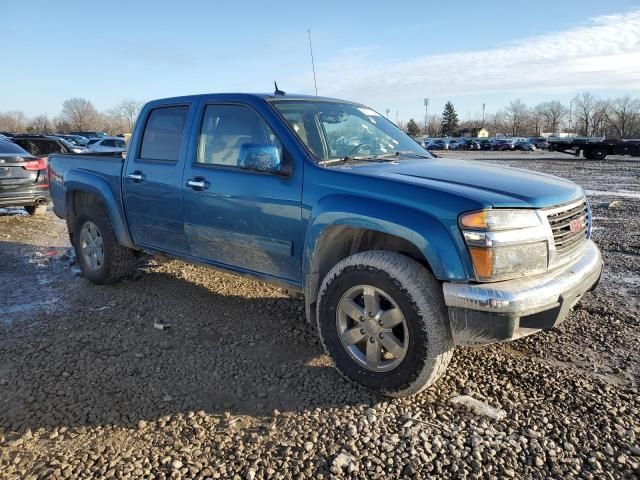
0;139;31;155
139;106;189;161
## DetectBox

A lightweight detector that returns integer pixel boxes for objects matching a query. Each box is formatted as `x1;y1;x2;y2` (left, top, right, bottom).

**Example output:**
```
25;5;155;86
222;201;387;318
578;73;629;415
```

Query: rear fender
64;171;134;249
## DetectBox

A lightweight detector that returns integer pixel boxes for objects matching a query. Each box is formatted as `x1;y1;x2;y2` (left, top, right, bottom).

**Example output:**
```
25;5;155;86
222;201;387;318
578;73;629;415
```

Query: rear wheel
591;147;607;160
72;204;136;284
317;251;453;397
24;205;47;215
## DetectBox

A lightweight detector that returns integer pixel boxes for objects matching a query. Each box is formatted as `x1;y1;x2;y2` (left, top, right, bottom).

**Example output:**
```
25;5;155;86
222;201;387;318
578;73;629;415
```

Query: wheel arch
64;174;134;249
303;197;471;324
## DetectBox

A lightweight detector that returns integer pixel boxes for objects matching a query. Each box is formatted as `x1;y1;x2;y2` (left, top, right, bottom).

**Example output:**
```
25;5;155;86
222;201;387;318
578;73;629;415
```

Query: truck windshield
271;100;431;162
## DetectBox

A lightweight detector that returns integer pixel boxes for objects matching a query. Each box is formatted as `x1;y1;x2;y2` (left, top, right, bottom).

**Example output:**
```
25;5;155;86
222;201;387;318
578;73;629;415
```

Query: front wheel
316;251;453;397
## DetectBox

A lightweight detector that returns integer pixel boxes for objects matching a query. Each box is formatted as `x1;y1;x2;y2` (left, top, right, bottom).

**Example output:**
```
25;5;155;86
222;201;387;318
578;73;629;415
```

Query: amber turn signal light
468;247;494;280
460;211;487;229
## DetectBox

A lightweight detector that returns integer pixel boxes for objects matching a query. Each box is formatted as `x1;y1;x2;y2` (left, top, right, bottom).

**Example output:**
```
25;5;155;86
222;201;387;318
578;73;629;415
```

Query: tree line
0;98;145;135
3;92;639;139
400;92;640;139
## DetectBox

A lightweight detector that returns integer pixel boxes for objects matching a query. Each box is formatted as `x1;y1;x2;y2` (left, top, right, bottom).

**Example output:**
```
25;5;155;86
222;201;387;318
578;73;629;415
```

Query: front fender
304;194;472;282
63;171;135;249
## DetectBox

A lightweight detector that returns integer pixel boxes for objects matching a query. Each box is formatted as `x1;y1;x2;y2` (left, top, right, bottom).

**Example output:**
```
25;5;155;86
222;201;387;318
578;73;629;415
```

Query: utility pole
424;98;429;136
482;103;486;126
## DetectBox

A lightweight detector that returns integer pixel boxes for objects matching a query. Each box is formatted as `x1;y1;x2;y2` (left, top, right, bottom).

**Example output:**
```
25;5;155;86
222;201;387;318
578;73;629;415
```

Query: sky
2;0;640;122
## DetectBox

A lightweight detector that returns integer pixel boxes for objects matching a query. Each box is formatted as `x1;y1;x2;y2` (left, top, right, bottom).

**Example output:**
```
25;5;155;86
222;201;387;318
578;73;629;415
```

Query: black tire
72;204;136;284
24;205;47;215
591;147;607;160
316;251;453;397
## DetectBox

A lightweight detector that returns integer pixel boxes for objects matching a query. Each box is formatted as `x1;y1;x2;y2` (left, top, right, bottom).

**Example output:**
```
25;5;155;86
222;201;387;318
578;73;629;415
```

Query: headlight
460;209;549;282
460;209;541;230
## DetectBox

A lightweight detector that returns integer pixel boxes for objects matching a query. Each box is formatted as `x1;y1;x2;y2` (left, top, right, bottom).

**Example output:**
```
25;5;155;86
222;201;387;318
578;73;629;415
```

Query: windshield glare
271;100;431;162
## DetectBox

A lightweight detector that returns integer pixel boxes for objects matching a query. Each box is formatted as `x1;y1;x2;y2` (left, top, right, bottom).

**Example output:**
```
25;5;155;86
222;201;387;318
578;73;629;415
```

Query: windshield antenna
307;29;319;101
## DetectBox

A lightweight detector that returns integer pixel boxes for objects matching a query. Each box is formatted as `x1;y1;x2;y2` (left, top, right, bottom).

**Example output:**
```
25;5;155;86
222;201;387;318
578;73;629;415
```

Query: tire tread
316;250;453;398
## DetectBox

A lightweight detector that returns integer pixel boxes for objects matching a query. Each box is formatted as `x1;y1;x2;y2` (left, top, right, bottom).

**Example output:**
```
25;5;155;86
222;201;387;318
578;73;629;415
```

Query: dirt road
1;154;638;479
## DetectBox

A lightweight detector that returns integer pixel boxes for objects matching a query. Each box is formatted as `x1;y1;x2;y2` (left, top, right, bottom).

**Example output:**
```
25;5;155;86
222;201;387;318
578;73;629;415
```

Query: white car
87;137;127;153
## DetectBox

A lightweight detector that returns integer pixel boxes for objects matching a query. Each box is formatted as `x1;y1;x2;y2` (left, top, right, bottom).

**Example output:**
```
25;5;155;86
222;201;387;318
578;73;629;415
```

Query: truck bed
48;152;125;221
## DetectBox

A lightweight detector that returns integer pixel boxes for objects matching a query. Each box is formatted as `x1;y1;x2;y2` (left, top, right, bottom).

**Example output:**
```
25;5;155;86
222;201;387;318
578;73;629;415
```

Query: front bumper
442;240;602;346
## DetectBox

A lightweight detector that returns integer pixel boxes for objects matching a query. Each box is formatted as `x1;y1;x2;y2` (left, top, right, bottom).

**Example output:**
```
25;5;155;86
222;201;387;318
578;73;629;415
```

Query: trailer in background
548;138;640;160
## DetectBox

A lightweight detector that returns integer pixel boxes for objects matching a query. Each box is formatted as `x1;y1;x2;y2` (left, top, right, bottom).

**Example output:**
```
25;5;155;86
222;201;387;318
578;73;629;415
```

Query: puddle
1;247;74;326
585;189;640;199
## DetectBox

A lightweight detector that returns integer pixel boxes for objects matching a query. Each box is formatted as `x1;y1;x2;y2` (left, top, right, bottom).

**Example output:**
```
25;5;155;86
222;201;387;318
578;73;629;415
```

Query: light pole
482;103;486;126
424;98;429;136
385;109;390;119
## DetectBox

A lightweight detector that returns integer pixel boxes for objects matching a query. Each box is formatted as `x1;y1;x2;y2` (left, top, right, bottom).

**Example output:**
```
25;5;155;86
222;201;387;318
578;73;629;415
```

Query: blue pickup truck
49;93;602;397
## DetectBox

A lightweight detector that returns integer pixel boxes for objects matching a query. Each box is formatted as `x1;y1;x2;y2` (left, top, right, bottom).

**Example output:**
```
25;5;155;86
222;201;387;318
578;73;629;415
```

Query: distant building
457;127;489;138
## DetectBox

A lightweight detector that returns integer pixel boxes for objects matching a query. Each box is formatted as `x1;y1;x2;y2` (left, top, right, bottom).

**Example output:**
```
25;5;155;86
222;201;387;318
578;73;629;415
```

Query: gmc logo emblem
569;218;583;233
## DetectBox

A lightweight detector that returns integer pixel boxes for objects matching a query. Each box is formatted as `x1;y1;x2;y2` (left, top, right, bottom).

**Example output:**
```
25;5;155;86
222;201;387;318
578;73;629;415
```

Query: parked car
492;139;516;151
426;139;448;150
12;135;90;157
529;137;549;150
86;137;127;153
48;92;602;398
477;139;493;150
461;139;480;151
56;134;90;146
0;138;49;214
447;139;465;150
70;131;107;139
514;140;536;151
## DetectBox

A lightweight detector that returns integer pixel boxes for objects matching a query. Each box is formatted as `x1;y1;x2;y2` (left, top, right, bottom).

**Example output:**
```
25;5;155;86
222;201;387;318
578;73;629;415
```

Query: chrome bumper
442;240;602;345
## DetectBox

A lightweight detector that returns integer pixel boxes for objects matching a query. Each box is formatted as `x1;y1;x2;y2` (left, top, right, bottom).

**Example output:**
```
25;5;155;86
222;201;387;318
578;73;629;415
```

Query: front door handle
127;171;145;182
187;177;208;190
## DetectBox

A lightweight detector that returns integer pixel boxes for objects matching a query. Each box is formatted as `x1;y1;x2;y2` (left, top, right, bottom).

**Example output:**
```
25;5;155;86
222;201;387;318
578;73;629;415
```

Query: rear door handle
187;177;208;190
127;171;145;182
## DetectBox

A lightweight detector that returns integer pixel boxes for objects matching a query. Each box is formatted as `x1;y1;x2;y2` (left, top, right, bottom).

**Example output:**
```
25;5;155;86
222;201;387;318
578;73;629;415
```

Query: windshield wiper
319;155;392;165
377;151;432;159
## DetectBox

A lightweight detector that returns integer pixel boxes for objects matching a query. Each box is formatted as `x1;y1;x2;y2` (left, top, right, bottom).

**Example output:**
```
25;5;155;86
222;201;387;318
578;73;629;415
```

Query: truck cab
48;93;603;397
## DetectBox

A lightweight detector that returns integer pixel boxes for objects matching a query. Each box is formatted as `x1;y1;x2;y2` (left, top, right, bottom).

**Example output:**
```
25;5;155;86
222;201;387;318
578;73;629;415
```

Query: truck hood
343;157;584;208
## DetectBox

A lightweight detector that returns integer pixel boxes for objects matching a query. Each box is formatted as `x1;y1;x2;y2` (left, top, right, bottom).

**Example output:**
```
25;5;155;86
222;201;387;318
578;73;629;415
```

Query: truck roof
146;92;360;106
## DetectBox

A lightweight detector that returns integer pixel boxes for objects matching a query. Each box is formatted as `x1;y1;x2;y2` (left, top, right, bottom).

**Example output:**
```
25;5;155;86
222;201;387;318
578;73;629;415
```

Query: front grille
546;199;588;261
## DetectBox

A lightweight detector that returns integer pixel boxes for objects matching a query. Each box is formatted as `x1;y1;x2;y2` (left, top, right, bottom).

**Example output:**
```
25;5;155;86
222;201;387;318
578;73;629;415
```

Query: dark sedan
493;139;516;151
0;138;50;214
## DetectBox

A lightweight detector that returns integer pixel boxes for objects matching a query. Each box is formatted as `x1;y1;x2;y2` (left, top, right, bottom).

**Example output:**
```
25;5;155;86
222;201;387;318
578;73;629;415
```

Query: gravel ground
1;153;639;479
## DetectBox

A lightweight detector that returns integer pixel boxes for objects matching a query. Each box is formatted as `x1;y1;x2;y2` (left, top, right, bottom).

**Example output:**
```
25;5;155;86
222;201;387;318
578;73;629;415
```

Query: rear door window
139;106;189;161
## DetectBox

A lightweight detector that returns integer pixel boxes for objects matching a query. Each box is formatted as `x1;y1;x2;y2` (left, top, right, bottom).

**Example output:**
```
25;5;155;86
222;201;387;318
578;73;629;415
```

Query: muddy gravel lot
1;152;639;479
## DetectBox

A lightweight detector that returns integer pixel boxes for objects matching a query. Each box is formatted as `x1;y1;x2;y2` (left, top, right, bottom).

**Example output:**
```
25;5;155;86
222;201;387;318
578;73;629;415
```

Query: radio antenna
307;29;319;99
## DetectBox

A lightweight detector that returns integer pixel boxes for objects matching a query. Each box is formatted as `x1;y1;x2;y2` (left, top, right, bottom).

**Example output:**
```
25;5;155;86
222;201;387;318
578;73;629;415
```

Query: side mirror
237;144;286;175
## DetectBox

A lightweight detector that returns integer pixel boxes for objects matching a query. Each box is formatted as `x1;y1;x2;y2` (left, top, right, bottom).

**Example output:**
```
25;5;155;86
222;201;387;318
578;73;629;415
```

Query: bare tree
604;95;640;139
504;99;528;136
60;98;100;130
27;114;52;133
425;114;442;137
488;111;507;137
572;92;599;136
536;101;568;134
107;99;144;132
0;111;28;132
